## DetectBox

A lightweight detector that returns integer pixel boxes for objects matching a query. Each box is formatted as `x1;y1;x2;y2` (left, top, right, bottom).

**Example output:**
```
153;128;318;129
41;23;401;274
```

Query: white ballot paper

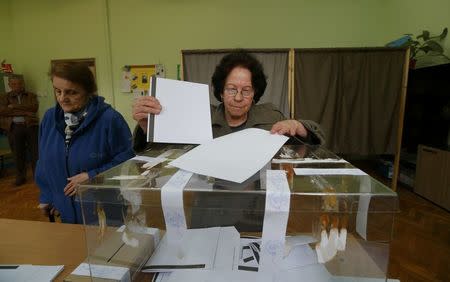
148;77;212;144
144;227;239;272
170;128;289;183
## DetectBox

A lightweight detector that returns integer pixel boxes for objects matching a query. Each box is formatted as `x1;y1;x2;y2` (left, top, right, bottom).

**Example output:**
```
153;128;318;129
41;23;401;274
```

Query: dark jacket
35;96;135;223
133;102;325;152
211;103;324;144
0;91;39;131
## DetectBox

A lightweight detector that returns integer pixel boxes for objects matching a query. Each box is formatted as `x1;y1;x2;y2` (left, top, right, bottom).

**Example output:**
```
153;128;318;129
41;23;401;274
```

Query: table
0;219;86;281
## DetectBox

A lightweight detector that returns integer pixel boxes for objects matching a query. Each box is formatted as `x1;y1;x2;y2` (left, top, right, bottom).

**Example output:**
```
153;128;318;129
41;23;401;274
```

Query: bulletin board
121;64;165;94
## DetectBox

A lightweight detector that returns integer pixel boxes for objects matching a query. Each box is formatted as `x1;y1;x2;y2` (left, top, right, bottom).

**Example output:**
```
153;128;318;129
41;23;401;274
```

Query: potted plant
387;28;449;69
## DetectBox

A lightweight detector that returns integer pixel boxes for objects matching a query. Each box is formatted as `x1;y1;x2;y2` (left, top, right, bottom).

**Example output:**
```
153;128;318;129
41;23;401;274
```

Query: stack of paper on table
0;265;64;282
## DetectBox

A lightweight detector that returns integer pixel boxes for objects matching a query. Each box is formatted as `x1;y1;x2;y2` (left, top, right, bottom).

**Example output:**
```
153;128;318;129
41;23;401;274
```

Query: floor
0;164;449;282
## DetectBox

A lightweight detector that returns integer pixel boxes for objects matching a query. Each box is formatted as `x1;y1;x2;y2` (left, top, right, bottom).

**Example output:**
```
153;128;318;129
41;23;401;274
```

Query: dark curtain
294;49;406;154
183;49;290;117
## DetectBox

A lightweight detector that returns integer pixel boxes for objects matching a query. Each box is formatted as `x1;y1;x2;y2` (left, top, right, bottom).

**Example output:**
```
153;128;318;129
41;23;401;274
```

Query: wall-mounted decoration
121;64;165;94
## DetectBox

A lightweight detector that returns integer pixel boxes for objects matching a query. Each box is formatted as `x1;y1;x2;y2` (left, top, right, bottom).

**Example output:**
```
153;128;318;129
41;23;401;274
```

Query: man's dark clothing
0;91;39;183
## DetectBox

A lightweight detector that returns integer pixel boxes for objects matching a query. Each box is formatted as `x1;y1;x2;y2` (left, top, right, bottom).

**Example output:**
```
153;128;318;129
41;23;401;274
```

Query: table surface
0;218;86;281
0;219;388;281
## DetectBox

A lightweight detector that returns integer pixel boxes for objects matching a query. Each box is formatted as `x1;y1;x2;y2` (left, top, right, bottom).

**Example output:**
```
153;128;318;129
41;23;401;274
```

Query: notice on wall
121;64;165;94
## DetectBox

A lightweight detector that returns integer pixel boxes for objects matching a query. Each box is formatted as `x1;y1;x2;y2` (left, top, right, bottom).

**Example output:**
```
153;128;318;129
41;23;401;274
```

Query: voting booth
71;141;398;282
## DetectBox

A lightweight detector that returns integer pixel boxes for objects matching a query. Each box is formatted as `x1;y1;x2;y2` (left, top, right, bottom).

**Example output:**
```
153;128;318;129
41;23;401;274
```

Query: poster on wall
121;64;165;94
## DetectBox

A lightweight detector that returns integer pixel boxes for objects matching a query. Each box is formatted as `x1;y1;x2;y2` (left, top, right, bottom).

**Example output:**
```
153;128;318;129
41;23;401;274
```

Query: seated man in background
132;50;325;151
0;75;39;186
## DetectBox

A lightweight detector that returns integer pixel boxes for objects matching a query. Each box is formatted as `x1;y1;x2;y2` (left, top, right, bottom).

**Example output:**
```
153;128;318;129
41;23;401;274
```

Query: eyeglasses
224;86;254;97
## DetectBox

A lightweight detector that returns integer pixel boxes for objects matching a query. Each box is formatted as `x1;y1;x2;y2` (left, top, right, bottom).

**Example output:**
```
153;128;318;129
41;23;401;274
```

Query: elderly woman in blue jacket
35;63;134;224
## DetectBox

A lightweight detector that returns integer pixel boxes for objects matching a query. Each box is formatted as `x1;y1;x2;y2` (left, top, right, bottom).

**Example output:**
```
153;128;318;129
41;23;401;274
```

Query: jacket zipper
65;140;71;177
65;138;79;222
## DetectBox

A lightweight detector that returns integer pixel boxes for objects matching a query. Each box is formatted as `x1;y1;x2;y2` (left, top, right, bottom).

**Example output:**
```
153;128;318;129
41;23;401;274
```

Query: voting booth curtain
182;49;290;118
182;48;407;155
294;48;406;155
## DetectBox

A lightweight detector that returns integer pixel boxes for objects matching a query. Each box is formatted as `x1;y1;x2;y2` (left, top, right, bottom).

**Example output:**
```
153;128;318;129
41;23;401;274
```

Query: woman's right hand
132;96;162;133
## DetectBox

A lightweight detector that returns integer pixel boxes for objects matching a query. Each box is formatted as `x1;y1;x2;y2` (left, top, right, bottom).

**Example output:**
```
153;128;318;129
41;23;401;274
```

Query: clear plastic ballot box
68;143;398;282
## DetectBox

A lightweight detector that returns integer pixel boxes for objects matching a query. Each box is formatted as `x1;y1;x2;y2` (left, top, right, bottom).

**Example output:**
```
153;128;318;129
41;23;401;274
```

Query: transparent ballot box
73;144;399;282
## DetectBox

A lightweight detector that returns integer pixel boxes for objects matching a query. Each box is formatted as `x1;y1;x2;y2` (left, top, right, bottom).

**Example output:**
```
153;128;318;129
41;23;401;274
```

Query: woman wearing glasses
132;50;324;152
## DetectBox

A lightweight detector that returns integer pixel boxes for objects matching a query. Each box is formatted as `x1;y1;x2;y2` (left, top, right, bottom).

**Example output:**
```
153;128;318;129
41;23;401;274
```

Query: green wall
7;0;114;118
3;0;450;128
0;0;12;69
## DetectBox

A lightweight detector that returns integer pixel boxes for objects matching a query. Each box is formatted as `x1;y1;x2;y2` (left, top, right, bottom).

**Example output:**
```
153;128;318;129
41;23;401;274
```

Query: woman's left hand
270;119;308;137
64;172;89;196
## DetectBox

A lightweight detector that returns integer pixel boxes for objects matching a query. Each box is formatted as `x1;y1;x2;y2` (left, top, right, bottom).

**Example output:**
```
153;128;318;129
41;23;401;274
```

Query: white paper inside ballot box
143;227;239;273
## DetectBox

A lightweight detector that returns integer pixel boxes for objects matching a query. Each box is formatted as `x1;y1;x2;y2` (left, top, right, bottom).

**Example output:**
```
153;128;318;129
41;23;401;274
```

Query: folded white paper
170;128;289;183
